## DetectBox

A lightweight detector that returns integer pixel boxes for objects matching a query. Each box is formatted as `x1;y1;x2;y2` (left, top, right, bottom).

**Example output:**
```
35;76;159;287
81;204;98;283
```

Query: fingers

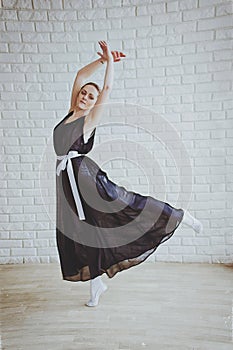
98;40;107;47
98;41;126;56
111;51;119;62
111;50;126;62
98;41;126;61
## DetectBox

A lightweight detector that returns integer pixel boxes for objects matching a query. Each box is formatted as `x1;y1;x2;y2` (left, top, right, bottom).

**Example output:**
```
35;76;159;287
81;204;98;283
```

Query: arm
102;58;114;90
70;41;125;112
89;43;114;127
69;58;104;112
78;57;105;79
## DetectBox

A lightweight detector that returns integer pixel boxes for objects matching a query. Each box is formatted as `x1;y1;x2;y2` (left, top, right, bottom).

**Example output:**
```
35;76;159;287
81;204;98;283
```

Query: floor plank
1;262;233;349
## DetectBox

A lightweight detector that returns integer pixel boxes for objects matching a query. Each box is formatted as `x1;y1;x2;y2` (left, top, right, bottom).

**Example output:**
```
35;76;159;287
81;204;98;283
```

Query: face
76;85;99;111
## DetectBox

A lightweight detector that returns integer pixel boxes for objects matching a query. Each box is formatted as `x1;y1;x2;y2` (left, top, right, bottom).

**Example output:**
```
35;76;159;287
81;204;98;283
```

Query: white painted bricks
0;0;232;264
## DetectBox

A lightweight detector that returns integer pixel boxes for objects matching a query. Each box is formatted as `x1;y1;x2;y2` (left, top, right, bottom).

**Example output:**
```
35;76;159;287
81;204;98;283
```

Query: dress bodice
53;111;96;156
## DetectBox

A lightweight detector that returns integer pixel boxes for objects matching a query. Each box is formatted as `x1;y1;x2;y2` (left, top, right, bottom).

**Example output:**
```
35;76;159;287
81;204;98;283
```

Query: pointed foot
194;220;203;234
85;283;108;307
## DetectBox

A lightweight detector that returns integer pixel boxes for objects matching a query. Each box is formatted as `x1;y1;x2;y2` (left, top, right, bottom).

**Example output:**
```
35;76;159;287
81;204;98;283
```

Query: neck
73;107;89;116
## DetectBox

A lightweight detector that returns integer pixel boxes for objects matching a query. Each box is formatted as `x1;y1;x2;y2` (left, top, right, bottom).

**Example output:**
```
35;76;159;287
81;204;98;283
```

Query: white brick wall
0;0;232;265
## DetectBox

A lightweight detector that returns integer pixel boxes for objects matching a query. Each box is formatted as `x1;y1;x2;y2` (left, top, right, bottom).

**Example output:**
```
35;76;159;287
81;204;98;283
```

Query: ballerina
53;41;203;308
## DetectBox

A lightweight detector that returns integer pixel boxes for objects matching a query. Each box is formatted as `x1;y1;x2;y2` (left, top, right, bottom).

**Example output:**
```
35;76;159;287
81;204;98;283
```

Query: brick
123;0;150;4
35;22;64;32
197;39;232;53
32;0;52;9
213;91;233;101
122;16;151;28
38;43;66;53
167;21;196;34
182;73;211;84
6;21;35;32
0;9;17;20
24;54;51;63
37;247;58;255
195;101;222;111
206;61;231;72
138;86;163;96
0;32;21;43
199;0;229;7
183;52;213;64
198;15;233;31
179;0;198;10
108;29;136;40
216;2;233;16
0;240;22;248
152;12;181;25
167;1;179;12
93;0;121;8
137;25;165;37
182;237;209;245
63;0;92;9
153;56;181;66
93;19;112;30
11;248;36;256
166;84;194;94
0;249;10;256
107;7;134;18
169;246;196;254
48;11;77;21
196;81;230;93
166;65;194;75
137;3;165;15
214;50;233;61
183;30;214;43
2;0;32;9
51;32;77;42
18;10;47;21
152;34;182;47
154;76;181;85
78;8;106;20
22;32;50;42
216;28;233;39
183;6;215;21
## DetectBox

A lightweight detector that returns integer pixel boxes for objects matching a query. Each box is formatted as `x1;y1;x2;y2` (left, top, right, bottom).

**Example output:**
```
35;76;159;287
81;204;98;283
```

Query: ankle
182;210;203;234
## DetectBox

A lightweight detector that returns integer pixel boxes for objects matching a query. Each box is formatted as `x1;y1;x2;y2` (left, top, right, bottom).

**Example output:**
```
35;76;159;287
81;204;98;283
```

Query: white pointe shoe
192;218;203;234
183;210;203;234
85;277;108;307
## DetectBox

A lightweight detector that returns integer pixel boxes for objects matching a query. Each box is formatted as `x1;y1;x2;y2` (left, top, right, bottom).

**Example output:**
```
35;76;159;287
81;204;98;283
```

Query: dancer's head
76;82;100;111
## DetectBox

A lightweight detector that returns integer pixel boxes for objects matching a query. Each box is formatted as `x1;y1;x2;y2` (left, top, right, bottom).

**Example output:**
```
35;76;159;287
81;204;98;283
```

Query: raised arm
69;41;125;113
69;58;104;112
88;41;114;126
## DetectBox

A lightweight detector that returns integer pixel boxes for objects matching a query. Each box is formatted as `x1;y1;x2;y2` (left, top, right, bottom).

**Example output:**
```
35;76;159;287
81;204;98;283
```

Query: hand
97;41;113;62
97;41;126;63
111;50;126;63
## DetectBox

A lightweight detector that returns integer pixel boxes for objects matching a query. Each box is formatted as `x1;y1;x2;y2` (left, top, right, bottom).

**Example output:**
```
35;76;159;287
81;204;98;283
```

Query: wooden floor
1;262;233;350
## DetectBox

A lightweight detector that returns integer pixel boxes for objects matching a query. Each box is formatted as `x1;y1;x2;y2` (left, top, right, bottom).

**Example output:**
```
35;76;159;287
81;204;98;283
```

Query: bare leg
182;209;203;234
85;275;108;307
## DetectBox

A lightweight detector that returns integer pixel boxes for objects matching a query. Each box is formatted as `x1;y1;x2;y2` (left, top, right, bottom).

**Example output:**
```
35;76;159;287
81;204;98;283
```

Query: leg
85;275;108;307
85;246;108;307
182;209;203;234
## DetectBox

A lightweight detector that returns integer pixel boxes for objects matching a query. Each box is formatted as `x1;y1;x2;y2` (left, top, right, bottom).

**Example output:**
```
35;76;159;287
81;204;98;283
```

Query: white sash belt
56;151;86;220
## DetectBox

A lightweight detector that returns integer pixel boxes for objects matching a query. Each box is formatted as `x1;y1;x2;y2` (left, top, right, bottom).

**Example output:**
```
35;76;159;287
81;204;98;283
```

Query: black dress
53;111;184;282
